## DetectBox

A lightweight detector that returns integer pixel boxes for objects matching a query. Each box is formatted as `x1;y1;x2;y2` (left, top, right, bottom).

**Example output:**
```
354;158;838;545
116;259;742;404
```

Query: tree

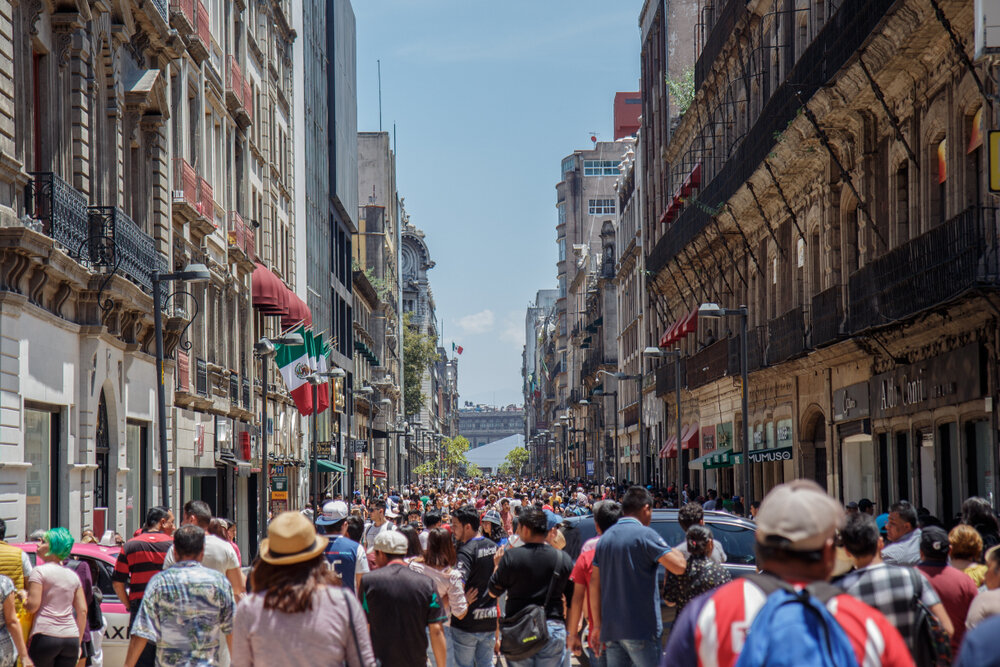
464;463;483;479
403;312;440;417
498;447;530;476
441;435;472;479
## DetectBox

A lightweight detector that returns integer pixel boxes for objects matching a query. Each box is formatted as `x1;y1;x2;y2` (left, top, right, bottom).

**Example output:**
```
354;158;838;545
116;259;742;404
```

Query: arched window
95;390;110;510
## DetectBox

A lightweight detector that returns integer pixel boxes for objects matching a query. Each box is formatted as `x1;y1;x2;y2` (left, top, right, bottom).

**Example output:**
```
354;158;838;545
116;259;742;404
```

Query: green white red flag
275;325;313;415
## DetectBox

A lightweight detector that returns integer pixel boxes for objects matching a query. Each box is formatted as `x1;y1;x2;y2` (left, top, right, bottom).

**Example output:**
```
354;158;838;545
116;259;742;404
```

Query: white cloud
499;312;525;347
456;309;495;335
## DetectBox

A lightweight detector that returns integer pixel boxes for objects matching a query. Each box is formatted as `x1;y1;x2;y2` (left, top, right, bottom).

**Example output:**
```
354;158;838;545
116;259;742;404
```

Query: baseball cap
316;500;349;526
482;510;502;526
920;526;950;560
755;479;843;552
373;530;408;555
543;509;562;531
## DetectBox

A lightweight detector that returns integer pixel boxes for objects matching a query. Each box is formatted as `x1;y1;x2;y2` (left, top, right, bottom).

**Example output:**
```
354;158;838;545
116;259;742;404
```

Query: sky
353;1;643;408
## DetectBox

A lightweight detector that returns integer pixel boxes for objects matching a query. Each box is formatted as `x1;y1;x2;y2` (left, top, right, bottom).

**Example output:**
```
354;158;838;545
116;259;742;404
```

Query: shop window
25;407;60;539
94;391;110;511
125;422;149;538
964;420;993;503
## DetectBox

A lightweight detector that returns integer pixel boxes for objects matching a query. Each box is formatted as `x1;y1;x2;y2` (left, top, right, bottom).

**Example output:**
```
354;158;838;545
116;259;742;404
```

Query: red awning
658;307;699;348
364;467;387;479
281;291;312;329
681;423;700;450
252;263;289;316
680;309;699;336
659;434;678;459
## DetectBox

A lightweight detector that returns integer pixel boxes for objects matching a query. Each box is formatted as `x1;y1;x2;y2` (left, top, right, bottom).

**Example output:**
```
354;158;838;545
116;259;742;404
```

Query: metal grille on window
95;391;110;509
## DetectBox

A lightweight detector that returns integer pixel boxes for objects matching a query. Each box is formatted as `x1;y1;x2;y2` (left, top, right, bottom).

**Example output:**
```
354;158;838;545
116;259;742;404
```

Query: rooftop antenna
377;59;382;132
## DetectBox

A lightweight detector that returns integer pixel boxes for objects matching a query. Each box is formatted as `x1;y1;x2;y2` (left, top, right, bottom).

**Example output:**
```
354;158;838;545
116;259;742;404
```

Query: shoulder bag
499;553;563;662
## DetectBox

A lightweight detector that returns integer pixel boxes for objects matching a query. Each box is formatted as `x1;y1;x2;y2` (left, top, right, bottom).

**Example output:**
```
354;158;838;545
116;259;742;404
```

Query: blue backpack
734;574;859;667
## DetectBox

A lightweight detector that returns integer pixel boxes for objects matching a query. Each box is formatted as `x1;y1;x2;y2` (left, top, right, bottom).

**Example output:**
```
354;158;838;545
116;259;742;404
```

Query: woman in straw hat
231;512;375;666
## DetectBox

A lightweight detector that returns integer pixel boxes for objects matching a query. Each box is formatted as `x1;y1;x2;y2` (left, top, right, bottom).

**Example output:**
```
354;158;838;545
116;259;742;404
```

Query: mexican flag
275;325;313;415
452;342;463;355
313;333;331;414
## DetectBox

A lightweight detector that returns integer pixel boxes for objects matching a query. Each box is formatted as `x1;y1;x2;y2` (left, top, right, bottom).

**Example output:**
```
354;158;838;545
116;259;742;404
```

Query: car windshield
648;519;756;565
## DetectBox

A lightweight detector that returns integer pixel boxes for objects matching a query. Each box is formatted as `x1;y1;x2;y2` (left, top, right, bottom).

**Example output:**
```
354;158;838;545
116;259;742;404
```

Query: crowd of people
0;477;997;666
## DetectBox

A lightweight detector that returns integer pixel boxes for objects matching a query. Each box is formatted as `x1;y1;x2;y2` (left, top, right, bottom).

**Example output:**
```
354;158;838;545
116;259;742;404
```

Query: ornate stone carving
25;0;44;36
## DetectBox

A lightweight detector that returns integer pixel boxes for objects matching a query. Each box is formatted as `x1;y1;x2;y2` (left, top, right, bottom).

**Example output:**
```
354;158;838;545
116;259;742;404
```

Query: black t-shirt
488;542;573;621
360;562;447;667
453;535;499;633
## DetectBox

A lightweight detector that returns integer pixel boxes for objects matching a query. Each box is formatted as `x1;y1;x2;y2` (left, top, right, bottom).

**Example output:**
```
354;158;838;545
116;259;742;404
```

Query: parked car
16;542;129;666
560;508;758;577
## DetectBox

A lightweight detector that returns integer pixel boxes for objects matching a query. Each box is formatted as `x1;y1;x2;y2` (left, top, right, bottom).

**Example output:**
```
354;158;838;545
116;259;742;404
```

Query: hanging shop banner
869;343;983;419
747;445;794;464
716;422;733;451
271;476;288;492
701;426;716;452
271;491;289;501
776;419;793;448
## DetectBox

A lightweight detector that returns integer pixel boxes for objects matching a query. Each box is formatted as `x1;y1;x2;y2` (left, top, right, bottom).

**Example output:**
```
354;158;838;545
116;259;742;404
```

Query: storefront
869;342;995;518
689;422;735;496
833;381;874;505
747;418;794;499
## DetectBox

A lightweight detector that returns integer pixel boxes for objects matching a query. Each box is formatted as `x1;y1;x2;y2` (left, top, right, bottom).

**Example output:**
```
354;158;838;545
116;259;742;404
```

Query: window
559;276;567;298
25;407;59;539
557;203;566;226
584;160;620;176
126;422;149;538
561;156;576;177
588;198;616;215
558;238;566;261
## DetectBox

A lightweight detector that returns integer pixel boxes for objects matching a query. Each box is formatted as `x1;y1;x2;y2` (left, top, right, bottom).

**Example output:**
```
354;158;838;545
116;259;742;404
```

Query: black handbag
499;558;563;661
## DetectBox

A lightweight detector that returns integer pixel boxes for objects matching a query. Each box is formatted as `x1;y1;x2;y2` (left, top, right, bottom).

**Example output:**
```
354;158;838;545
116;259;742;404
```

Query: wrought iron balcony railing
25;172;89;257
687;337;734;389
848;206;999;333
810;284;844;348
87;206;164;293
169;0;195;33
227;211;254;261
695;0;747;89
150;0;168;21
768;306;806;363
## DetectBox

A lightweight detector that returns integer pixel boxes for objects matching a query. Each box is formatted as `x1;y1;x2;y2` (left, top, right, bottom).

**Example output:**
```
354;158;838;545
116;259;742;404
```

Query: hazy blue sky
353;1;643;407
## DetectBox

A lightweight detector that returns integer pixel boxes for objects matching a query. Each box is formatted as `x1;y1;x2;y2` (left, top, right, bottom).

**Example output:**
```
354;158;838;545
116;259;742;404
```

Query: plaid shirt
132;560;235;666
836;562;940;649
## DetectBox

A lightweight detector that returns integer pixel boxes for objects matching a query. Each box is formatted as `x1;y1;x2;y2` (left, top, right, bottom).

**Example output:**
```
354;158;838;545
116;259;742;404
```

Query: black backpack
907;569;952;667
65;559;104;631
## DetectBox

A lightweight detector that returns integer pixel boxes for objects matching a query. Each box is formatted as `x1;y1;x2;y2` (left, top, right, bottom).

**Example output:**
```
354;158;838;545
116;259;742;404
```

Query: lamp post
593;384;619;483
153;263;211;511
253;332;304;546
348;385;374;494
613;372;645;485
578;399;591;478
309;368;346;524
643;347;683;505
698;303;751;509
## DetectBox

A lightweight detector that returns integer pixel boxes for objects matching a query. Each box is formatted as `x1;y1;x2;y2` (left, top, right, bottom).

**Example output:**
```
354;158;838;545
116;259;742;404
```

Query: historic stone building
1;0;298;555
643;0;997;512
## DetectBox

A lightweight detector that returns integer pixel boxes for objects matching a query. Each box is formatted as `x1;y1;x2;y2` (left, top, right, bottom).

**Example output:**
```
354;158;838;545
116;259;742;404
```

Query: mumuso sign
747;445;793;464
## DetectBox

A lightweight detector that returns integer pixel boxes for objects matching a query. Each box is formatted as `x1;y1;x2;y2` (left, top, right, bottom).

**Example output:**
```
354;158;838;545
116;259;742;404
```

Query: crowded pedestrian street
5;0;1000;665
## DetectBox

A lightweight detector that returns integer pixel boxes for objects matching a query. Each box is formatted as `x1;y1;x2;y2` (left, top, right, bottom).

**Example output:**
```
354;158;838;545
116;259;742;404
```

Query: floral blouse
663;555;732;613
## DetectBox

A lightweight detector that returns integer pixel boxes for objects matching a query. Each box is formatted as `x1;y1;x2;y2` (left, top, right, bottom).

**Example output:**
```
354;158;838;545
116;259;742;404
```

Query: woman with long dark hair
408;528;469;665
232;513;375;666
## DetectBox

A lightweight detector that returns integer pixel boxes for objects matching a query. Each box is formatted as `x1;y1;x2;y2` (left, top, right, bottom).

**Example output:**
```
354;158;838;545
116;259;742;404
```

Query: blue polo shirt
593;516;672;641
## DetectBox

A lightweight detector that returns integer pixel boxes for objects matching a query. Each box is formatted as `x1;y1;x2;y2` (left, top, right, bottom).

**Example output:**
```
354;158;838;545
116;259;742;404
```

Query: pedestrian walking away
232;512;376;666
450;505;500;667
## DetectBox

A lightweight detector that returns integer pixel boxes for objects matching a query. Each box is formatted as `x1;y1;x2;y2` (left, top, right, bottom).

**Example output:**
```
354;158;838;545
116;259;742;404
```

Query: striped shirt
112;532;173;602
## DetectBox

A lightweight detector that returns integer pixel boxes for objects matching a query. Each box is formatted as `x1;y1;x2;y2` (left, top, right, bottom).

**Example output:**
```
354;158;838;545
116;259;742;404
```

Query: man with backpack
662;479;914;667
836;513;953;661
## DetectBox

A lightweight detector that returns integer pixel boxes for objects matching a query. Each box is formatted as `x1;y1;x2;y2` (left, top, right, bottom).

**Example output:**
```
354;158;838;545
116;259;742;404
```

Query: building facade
460;405;525;450
641;0;998;512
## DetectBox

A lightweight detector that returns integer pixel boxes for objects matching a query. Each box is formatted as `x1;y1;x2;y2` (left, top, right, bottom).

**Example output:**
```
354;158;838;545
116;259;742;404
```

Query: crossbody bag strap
540;550;563;611
338;587;362;667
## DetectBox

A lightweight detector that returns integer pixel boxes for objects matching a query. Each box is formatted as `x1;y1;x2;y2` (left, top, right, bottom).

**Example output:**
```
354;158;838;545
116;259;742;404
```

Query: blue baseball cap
544;509;562;531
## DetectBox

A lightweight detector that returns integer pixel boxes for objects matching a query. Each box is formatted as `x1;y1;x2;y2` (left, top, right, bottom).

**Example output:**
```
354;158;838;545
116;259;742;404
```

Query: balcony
647;0;896;277
189;0;210;63
849;206;999;333
811;284;844;348
227;211;255;267
87;206;164;293
745;325;767;372
171;158;200;223
169;0;195;34
193;177;215;235
695;0;747;89
196;357;208;396
768;306;806;363
654;358;686;397
25;172;89;259
225;56;252;127
243;80;254;125
687;338;735;389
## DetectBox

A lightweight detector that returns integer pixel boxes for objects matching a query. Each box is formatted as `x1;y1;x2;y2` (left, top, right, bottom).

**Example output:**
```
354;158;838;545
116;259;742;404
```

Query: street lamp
643;346;684;505
698;303;751;509
613;371;645;485
153;263;211;511
309;368;346;524
593;376;619;484
253;332;303;546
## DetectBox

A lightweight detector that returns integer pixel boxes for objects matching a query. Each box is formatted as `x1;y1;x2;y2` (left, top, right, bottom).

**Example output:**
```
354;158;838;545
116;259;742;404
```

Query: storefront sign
753;427;764;447
833;382;870;422
316;441;332;458
870;343;983;419
271;499;288;514
747;445;794;464
271;476;288;492
271;491;288;501
350;439;368;454
701;427;716;452
716;423;733;450
776;419;793;447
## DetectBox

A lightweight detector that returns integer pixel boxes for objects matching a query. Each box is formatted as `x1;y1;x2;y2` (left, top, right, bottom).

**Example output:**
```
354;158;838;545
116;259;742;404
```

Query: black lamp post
643;347;683;504
613;372;645;485
308;368;346;523
593;380;619;483
698;303;751;509
153;263;211;511
253;332;304;545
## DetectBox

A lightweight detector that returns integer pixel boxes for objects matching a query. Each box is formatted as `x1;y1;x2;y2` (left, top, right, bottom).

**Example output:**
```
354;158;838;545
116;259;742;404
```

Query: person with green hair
25;528;87;667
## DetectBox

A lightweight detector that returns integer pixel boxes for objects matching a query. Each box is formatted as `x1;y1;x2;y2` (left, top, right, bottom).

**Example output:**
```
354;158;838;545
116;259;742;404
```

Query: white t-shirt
355;544;370;574
363;520;396;552
164;534;240;576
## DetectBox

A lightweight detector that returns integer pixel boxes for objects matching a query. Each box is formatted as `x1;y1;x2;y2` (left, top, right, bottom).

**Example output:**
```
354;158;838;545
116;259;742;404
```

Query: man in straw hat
360;530;447;667
662;479;914;667
124;525;235;667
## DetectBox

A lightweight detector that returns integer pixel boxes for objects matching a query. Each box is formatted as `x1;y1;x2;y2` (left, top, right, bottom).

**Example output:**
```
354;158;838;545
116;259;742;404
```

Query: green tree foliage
666;68;695;116
464;463;483;479
412;435;475;480
498;447;529;476
403;312;440;417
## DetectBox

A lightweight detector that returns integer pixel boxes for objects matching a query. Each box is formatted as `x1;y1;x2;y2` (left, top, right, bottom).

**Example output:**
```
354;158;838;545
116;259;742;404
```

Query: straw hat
260;512;328;565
